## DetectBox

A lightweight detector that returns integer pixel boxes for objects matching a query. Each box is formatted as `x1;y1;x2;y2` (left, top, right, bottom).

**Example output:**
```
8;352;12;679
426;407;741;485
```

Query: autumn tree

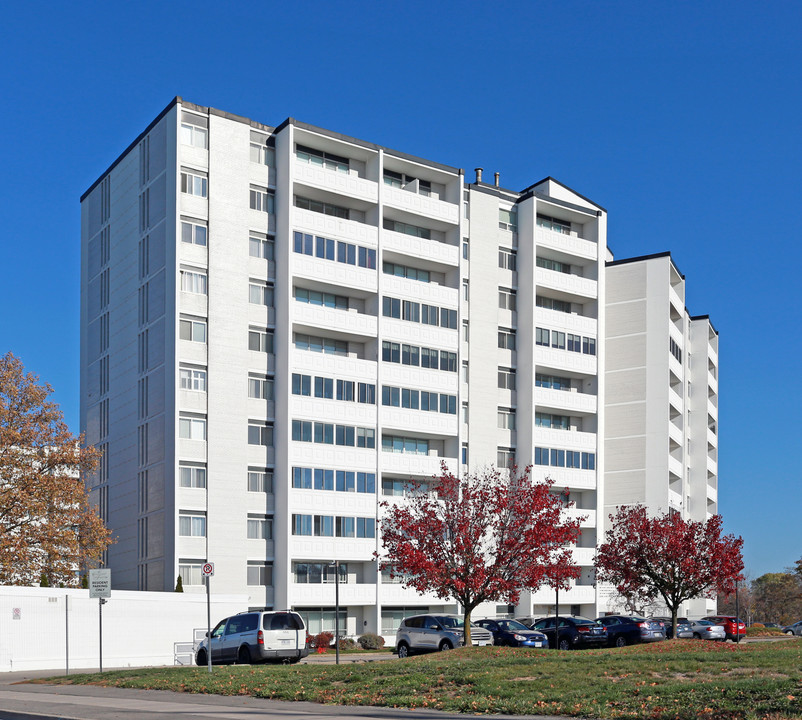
379;464;582;645
596;505;744;636
752;572;802;625
0;352;112;586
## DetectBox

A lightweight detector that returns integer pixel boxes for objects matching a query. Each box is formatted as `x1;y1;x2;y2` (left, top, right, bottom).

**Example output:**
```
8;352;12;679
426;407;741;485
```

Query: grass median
43;639;802;719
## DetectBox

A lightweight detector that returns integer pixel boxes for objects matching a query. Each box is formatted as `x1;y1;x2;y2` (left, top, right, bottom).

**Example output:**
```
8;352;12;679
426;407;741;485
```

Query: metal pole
99;598;103;673
735;583;740;644
65;594;69;676
334;561;340;665
554;587;559;649
206;575;212;673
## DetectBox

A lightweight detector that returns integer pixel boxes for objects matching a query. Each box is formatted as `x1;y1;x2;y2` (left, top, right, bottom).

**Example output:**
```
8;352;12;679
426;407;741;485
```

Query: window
314;469;334;491
181;220;207;246
249;235;275;259
535;447;595;470
180;367;207;392
292;514;312;536
498;328;516;350
250;143;275;167
536;373;572;391
499;288;517;311
294;287;348;310
294;563;348;584
179;415;206;440
536;327;550;347
462;320;469;342
292;373;311;396
181;122;207;149
248;422;273;446
250;185;274;213
535;413;570;429
179;511;206;537
336;379;354;402
248;469;273;493
499;248;517;271
247;514;272;540
382;217;431;239
581;452;596;470
247;562;273;586
292;467;313;489
249;281;274;306
178;561;204;586
499;207;518;232
583;337;597;355
248;374;273;400
537;213;571;234
498;367;516;390
180;318;206;343
357;517;375;538
356;427;375;448
670;337;682;362
497;447;515;468
498;408;516;430
315;377;334;399
551;331;566;350
568;333;582;352
314;515;334;537
358;382;375;404
536;295;571;313
381;435;429;455
463;238;469;259
462;443;468;465
294;333;348;356
180;170;207;197
179;464;206;488
537;256;571;273
294;195;350;219
296;144;349;173
336;516;354;538
180;269;207;294
248;328;274;353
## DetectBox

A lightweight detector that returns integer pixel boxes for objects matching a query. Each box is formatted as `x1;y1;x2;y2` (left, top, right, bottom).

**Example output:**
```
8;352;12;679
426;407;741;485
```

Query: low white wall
0;586;248;672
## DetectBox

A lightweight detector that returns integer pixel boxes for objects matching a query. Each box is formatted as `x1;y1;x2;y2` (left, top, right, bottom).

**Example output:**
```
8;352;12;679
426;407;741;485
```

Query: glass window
249;186;275;213
180;319;207;343
181;220;207;246
180;368;207;392
178;512;206;537
249;236;275;259
179;416;206;440
248;469;273;493
179;465;206;488
247;515;272;540
180;170;207;197
248;328;273;353
181;123;207;149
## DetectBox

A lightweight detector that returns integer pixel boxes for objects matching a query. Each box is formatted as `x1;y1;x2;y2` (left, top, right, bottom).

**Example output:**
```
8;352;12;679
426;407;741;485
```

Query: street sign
89;569;111;599
202;562;214;577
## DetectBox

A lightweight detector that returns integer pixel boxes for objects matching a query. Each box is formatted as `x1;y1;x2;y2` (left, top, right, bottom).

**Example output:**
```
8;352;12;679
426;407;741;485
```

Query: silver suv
196;610;309;665
395;614;493;657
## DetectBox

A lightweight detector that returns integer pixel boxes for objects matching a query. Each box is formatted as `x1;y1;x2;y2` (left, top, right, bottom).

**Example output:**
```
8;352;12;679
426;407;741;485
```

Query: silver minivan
196;610;309;665
395;614;493;657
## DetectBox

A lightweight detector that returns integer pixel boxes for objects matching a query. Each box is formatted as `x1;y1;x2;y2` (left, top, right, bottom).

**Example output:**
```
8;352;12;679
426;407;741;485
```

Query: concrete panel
604;436;646;471
605;334;647;371
606;300;646;337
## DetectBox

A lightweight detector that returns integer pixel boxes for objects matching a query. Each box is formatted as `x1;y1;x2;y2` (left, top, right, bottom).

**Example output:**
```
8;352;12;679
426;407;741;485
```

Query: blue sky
1;1;799;579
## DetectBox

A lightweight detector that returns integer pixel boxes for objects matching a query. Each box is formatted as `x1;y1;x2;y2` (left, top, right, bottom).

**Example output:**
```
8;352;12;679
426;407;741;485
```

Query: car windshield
696;620;714;626
436;616;464;629
498;620;530;631
572;616;600;625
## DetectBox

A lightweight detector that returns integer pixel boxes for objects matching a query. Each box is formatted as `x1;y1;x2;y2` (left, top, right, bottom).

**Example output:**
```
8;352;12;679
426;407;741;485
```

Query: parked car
702;615;746;641
760;622;781;630
781;620;802;636
596;615;665;647
475;618;549;648
531;616;608;650
196;610;308;665
687;619;726;641
395;614;493;657
650;616;693;639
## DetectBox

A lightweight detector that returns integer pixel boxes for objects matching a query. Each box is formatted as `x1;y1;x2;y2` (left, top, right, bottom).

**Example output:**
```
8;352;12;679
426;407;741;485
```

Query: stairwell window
179;464;207;489
179;415;207;440
499;288;517;311
250;185;275;213
249;281;274;306
181;122;207;149
181;219;207;246
499;248;517;271
180;269;207;294
499;208;518;232
180;317;207;343
247;562;273;586
179;511;206;537
247;514;272;540
248;422;274;446
181;169;207;197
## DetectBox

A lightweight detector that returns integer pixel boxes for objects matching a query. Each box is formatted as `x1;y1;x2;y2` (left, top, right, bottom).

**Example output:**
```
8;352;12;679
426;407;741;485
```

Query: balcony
290;351;376;381
178;438;206;462
707;454;717;474
531;467;597;491
381;317;458;351
532;427;596;451
668;385;683;411
294;159;378;204
247;398;275;420
383;185;459;226
565;506;596;529
707;398;718;421
248;304;276;328
379;583;445;605
382;275;458;307
292;303;377;339
248;445;275;467
534;346;597;376
381;408;459;437
668;421;683;447
293;207;378;246
179;389;207;414
179;193;207;219
668;354;683;380
380;451;457;478
534;268;597;300
180;292;207;317
668;455;683;479
572;547;596;565
533;387;596;415
179;339;207;366
382;228;459;267
293;255;377;295
291;582;378;606
536;227;597;261
248;257;276;283
533;308;597;336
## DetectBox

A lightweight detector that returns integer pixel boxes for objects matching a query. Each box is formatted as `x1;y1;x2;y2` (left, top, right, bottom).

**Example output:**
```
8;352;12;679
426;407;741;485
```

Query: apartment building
604;253;719;616
80;97;715;638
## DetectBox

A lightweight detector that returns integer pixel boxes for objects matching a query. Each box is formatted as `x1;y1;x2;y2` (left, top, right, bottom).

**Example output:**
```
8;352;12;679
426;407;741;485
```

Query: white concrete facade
80;98;718;638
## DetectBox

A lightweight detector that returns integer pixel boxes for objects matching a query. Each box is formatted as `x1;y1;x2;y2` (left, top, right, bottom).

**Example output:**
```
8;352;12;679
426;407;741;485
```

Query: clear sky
1;1;799;580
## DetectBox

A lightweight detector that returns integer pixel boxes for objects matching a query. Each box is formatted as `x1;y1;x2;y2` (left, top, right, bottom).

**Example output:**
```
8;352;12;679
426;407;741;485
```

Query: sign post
89;569;111;672
202;562;214;673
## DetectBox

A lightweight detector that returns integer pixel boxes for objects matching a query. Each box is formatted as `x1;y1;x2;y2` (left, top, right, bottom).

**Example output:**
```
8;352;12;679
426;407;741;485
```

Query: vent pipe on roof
494;172;500;187
474;167;483;184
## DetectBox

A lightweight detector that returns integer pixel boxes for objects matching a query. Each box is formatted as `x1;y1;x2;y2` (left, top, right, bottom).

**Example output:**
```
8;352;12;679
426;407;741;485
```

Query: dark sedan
531;616;607;650
596;615;665;647
650;616;693;639
475;619;549;648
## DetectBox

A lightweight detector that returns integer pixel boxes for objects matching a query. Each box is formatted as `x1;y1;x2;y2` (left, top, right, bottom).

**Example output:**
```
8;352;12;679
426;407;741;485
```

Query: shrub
751;622;765;628
309;631;334;649
338;637;358;650
358;633;386;650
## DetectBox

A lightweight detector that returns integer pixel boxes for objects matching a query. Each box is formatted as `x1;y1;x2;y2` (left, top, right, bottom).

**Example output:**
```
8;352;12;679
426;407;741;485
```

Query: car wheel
615;635;627;648
238;646;251;664
439;639;453;652
397;641;410;658
693;633;701;639
196;649;208;666
558;638;571;651
787;630;794;636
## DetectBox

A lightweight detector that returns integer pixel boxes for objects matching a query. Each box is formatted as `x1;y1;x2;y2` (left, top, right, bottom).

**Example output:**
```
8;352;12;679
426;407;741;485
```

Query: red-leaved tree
596;505;744;635
379;464;582;645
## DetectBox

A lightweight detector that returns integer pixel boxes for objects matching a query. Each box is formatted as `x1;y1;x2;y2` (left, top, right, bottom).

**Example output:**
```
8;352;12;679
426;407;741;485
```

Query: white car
688;619;726;641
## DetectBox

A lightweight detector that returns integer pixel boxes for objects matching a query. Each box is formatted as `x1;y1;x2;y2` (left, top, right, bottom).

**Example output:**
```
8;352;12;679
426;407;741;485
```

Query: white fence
0;586;248;672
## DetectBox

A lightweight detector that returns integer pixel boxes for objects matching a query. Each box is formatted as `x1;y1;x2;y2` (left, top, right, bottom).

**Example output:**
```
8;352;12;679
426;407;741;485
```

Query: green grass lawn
43;639;802;719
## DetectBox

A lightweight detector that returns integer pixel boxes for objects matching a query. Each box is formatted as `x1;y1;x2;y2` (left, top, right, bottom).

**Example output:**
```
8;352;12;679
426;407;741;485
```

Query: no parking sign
201;562;214;577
